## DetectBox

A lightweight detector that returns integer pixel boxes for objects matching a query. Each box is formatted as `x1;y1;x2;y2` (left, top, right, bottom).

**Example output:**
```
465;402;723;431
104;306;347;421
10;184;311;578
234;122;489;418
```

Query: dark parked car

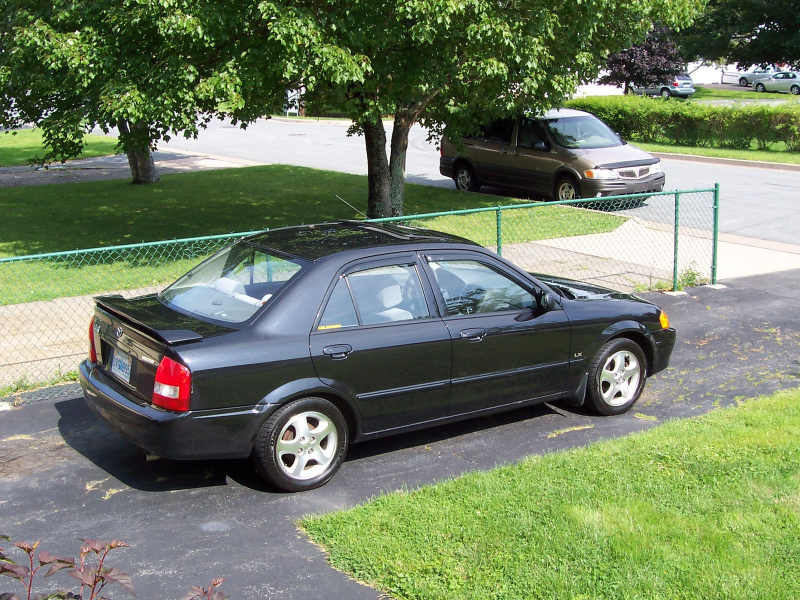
440;109;665;201
80;222;675;491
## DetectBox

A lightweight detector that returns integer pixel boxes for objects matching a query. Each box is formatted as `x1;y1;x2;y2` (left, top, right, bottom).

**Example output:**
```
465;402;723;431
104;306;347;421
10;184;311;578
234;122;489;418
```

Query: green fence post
496;207;503;257
673;192;681;291
711;183;720;284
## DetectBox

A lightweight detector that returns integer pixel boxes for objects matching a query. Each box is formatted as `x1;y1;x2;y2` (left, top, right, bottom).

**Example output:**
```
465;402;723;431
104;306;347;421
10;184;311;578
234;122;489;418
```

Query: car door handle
323;344;353;359
460;328;486;342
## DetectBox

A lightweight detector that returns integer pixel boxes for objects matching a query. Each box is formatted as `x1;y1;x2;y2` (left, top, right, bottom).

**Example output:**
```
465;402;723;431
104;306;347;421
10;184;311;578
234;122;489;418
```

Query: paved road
155;118;800;245
3;270;800;600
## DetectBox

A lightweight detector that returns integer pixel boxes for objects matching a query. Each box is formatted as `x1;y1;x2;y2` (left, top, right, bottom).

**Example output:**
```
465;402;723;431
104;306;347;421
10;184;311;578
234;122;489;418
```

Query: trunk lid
92;294;233;403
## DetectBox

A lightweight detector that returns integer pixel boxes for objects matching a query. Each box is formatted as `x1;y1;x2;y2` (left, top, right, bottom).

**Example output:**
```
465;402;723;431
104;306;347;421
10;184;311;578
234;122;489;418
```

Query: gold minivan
440;108;665;200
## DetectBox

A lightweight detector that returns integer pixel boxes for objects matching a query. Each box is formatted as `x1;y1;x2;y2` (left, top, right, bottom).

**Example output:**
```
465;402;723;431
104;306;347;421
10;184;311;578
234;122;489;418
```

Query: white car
754;72;800;95
738;67;781;87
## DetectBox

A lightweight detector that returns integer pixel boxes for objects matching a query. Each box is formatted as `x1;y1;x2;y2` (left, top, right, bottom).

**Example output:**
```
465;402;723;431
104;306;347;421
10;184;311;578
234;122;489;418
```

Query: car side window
517;118;549;149
347;264;429;325
318;263;430;330
428;260;535;316
318;278;359;330
478;118;515;144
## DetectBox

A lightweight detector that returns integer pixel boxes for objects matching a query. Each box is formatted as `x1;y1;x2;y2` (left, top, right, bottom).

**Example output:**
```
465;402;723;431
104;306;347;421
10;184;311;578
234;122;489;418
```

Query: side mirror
540;292;556;311
532;141;549;151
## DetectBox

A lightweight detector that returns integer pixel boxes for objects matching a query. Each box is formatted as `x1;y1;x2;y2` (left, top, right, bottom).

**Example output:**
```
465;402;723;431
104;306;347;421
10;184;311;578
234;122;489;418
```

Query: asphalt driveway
2;270;800;600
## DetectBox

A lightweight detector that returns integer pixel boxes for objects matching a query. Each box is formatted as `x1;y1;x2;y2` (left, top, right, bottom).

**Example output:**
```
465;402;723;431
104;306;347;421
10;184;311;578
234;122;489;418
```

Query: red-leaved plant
0;536;227;600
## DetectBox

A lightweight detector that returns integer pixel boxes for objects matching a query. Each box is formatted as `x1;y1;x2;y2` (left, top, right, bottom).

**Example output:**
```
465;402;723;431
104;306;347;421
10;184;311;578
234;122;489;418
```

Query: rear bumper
79;360;272;460
581;173;665;198
651;327;676;375
439;156;456;178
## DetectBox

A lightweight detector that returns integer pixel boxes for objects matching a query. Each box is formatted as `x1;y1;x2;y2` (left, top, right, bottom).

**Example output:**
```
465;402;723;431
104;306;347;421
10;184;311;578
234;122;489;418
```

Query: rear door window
317;263;430;329
478;118;516;144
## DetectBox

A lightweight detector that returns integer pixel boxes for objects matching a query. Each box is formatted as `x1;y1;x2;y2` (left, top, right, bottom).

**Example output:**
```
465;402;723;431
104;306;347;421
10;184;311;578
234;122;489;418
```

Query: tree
598;27;687;94
0;0;293;183
292;0;704;218
675;0;800;69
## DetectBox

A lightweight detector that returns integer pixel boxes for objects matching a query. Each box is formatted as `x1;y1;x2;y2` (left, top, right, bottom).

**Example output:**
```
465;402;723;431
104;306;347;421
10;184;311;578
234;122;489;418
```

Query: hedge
564;95;800;152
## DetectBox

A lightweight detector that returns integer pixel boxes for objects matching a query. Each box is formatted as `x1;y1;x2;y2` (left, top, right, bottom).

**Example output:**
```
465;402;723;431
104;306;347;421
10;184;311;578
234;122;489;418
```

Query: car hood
532;273;648;303
569;144;658;169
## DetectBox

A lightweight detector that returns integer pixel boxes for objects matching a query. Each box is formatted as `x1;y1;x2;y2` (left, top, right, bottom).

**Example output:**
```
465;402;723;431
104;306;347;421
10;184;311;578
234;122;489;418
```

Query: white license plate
110;350;132;383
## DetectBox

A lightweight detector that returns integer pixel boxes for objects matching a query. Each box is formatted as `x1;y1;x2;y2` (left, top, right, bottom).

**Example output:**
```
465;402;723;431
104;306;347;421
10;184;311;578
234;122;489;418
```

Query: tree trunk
388;112;414;217
363;119;391;218
117;121;160;184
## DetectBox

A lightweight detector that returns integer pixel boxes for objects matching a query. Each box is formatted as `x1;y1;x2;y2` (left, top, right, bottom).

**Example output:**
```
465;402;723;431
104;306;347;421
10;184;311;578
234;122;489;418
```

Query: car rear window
158;243;307;325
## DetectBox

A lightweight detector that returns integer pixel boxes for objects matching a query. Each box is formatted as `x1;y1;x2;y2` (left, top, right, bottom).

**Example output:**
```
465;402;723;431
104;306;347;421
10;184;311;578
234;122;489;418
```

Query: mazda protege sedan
80;222;675;491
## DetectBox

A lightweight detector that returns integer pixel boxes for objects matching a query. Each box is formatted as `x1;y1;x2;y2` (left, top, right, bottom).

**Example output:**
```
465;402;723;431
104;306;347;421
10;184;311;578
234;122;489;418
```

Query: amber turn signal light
659;309;670;329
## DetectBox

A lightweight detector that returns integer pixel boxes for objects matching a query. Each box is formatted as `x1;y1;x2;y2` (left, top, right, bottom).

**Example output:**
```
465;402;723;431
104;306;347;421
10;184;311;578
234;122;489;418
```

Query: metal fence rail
1;187;718;402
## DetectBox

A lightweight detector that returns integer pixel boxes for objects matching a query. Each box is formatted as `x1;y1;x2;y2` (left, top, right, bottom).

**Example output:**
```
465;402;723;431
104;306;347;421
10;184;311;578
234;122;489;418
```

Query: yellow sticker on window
318;324;342;330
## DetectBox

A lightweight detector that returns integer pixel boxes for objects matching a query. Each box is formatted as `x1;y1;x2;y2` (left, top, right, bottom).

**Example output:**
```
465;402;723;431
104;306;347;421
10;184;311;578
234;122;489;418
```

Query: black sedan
80;222;675;491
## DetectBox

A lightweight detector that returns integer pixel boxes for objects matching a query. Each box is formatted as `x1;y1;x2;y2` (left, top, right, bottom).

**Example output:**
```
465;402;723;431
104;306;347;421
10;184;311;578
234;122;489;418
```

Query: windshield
159;243;307;325
543;115;623;150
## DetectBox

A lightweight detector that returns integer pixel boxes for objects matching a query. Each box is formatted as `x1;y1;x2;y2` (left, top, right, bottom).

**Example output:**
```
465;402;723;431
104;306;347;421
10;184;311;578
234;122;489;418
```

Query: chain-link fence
371;186;720;293
1;187;718;403
0;232;258;403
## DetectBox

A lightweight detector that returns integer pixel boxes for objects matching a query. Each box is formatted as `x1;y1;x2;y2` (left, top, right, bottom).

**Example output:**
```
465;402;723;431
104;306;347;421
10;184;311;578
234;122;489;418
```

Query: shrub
564;95;800;153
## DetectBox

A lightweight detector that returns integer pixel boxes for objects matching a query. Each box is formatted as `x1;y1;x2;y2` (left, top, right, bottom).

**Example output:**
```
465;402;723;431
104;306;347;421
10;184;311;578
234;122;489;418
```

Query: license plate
110;349;132;383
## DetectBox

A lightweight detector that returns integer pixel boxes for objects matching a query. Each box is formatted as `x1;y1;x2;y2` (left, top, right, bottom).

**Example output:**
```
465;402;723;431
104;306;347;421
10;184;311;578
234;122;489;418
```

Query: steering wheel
476;288;516;313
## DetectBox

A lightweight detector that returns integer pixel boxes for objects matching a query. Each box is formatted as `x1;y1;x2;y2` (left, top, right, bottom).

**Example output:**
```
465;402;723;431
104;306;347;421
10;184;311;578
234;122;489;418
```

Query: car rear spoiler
95;297;204;346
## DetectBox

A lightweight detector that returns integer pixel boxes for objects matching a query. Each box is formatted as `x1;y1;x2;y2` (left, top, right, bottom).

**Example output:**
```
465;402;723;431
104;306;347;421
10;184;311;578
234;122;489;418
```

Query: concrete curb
652;151;800;173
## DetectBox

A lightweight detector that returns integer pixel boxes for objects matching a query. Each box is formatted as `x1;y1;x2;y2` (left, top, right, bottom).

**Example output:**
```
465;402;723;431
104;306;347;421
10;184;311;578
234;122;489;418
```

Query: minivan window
543;115;623;150
478;118;515;144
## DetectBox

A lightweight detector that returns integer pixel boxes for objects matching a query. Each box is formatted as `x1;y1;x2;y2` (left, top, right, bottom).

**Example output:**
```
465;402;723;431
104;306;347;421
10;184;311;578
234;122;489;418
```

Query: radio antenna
335;194;367;218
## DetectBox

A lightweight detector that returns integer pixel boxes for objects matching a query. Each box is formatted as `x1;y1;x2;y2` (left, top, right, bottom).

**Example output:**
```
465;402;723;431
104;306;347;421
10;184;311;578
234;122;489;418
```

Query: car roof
540;108;592;119
241;221;478;261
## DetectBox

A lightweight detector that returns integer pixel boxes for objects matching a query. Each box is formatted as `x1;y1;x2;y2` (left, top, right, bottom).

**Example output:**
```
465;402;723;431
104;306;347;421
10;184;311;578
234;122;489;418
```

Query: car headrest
376;284;402;309
212;277;246;296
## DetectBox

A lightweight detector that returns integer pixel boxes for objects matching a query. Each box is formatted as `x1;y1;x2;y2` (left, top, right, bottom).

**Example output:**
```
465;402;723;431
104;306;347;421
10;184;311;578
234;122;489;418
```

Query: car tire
791;85;800;96
555;175;581;201
586;338;647;416
253;397;349;492
755;83;766;93
739;77;749;87
660;88;671;99
454;162;480;192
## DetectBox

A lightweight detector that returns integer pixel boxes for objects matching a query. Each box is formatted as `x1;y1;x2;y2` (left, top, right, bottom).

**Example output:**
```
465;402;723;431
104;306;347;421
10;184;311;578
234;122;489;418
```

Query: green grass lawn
635;141;800;165
302;389;800;600
0;165;624;304
691;85;795;102
0;128;119;167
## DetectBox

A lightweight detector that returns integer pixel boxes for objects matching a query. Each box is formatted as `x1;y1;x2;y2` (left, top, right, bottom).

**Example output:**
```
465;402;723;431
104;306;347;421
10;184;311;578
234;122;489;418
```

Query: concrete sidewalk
0;149;266;187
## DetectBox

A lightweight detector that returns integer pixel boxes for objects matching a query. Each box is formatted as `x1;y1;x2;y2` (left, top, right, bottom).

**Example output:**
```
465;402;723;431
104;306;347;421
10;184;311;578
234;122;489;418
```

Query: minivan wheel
555;176;581;201
253;397;349;492
755;83;766;93
660;88;671;99
739;77;749;87
454;163;480;192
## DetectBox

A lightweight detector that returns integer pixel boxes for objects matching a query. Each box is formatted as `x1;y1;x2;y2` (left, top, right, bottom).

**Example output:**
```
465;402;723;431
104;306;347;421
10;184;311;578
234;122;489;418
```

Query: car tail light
671;80;679;87
659;309;670;329
88;318;98;363
153;357;192;412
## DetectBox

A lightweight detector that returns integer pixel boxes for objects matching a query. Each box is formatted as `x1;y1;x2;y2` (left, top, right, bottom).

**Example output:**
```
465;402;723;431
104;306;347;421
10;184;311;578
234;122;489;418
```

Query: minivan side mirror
540;292;557;311
532;141;550;151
